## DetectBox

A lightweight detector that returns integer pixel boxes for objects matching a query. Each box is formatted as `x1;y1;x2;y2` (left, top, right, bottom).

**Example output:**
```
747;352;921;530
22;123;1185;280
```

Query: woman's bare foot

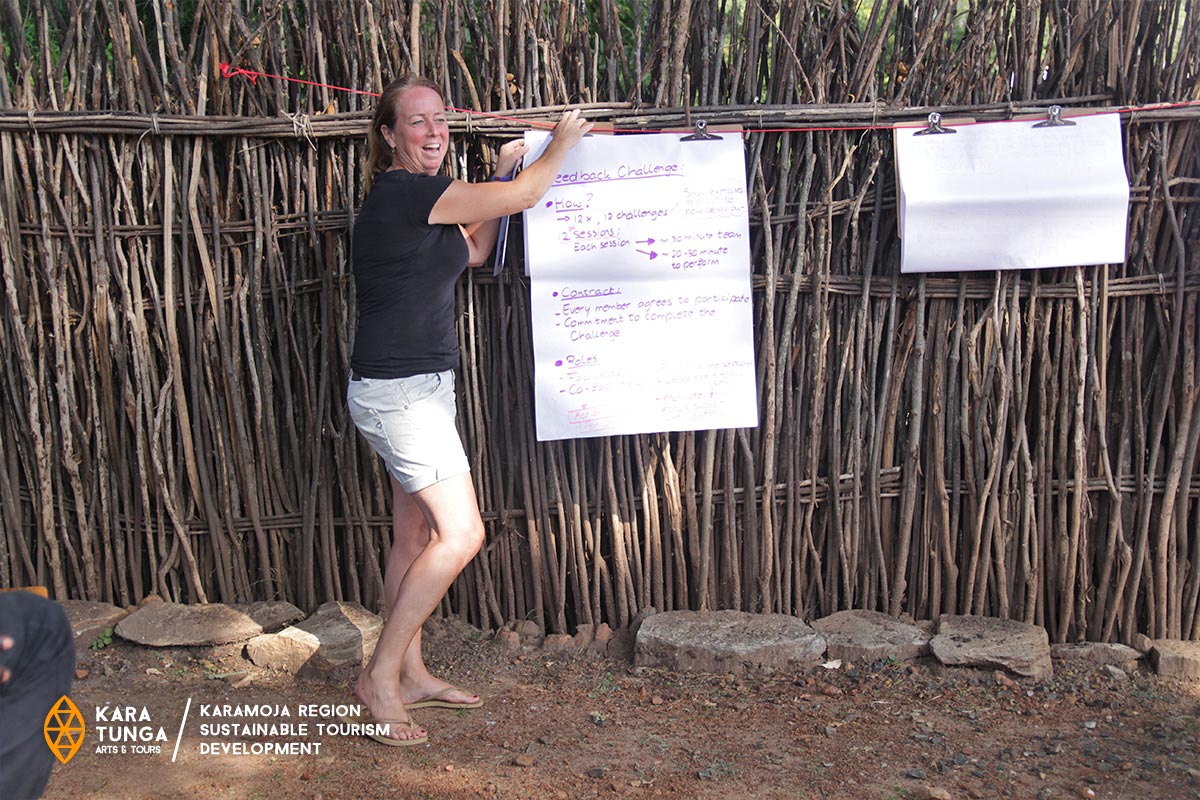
399;672;480;709
354;669;428;742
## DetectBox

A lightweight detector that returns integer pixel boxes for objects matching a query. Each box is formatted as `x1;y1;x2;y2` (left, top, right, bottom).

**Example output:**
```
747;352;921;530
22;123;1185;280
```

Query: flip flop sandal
337;708;428;747
405;686;484;711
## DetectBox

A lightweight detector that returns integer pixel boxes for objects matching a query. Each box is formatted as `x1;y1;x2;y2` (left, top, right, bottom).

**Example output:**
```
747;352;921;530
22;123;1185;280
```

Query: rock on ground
607;607;657;662
245;601;383;675
233;600;305;632
1150;639;1200;680
543;633;574;652
1131;632;1154;653
930;614;1053;680
115;601;305;646
1050;642;1141;671
573;623;595;649
634;610;826;675
811;609;930;663
586;623;614;658
59;600;129;646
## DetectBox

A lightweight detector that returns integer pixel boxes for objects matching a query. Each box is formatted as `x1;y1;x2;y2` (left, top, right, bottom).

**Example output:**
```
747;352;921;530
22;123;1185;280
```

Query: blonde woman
344;75;590;745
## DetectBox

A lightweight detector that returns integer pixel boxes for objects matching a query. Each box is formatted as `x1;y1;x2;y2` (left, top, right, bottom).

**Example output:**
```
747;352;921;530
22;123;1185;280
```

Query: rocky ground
39;614;1200;800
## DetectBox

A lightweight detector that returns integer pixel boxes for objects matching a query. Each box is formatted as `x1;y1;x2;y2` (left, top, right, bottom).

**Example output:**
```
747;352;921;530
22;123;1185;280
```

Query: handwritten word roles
525;131;757;441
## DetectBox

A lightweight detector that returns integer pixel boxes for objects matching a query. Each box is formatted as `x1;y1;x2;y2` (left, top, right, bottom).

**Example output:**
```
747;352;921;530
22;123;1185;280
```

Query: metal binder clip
681;120;721;141
913;112;956;135
1032;105;1075;128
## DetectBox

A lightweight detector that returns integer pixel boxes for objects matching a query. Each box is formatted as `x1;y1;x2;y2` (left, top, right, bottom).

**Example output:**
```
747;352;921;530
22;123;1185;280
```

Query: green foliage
588;670;615;697
90;627;114;650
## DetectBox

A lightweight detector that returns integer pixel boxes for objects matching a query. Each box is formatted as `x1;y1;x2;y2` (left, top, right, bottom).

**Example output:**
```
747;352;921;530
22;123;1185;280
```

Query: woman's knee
442;518;485;563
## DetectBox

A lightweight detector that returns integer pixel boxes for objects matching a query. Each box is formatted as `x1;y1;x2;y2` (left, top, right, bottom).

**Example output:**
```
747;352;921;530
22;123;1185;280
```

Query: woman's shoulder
360;171;455;222
368;170;452;201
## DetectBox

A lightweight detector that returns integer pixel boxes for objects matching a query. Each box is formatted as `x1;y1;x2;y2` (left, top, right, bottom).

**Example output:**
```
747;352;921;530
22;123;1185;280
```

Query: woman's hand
550;108;593;150
495;139;529;178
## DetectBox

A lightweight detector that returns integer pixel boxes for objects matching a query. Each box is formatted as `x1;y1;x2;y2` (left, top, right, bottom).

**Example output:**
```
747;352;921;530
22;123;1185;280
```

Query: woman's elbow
508;181;545;212
465;242;493;267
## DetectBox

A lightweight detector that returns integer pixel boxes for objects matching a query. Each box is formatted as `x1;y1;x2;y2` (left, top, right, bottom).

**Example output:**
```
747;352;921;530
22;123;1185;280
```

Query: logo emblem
44;695;86;764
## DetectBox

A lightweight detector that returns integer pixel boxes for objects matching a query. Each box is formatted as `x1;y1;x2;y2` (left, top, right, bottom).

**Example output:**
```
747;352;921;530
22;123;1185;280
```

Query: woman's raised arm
429;109;593;227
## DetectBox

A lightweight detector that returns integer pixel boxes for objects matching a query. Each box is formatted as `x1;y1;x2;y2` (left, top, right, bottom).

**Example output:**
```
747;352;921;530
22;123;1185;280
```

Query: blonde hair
365;75;445;190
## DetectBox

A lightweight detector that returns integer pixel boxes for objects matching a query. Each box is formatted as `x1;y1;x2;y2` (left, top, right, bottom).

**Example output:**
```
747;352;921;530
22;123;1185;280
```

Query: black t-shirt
350;170;469;378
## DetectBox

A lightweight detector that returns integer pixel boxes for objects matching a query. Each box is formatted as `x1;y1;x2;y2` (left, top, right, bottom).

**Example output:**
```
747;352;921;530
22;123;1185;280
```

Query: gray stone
811;610;930;663
1131;633;1154;653
115;602;266;646
630;606;658;635
496;630;521;651
930;615;1053;680
59;600;129;645
1150;640;1200;680
245;601;383;675
915;788;952;800
543;633;575;652
1050;642;1141;669
573;624;596;649
245;629;321;674
914;619;937;638
513;619;544;645
634;610;827;675
586;623;613;659
233;601;305;632
1102;665;1128;680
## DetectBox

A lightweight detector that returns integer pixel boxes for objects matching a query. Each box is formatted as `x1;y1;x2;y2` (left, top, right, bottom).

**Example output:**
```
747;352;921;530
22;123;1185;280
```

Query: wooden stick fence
0;1;1198;643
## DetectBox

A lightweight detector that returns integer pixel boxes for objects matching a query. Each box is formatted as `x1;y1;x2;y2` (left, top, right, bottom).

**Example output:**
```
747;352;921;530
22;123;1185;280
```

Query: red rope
219;63;378;97
217;63;1200;134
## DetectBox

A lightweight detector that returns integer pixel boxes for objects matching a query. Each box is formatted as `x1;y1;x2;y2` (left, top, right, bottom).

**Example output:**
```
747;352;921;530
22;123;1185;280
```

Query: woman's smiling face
384;86;449;175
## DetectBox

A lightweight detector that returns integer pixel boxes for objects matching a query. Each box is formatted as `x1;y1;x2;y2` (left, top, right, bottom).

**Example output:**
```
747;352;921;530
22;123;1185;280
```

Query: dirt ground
43;618;1200;800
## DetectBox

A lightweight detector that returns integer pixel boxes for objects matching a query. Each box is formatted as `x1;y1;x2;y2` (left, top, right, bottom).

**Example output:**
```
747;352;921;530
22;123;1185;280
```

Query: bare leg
354;473;485;737
384;477;480;706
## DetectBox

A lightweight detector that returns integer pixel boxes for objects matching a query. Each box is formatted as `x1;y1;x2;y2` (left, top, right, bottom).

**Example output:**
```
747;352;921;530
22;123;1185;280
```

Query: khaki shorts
346;369;470;493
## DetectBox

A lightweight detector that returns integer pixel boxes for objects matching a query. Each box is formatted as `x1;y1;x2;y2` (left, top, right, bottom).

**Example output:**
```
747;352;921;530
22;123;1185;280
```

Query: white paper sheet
895;113;1129;273
523;132;758;441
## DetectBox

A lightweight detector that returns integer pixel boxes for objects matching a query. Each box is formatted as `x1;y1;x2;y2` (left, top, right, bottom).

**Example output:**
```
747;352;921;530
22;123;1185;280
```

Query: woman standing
345;76;591;745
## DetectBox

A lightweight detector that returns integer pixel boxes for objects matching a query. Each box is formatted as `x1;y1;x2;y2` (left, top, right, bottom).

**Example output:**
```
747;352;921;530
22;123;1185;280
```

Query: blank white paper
895;113;1129;273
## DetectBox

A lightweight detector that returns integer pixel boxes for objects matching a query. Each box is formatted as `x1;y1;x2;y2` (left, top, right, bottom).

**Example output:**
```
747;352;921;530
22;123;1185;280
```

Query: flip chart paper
523;132;757;441
895;113;1129;273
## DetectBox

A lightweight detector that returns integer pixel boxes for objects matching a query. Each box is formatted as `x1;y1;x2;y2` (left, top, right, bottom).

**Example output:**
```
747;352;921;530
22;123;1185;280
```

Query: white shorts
346;369;470;493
